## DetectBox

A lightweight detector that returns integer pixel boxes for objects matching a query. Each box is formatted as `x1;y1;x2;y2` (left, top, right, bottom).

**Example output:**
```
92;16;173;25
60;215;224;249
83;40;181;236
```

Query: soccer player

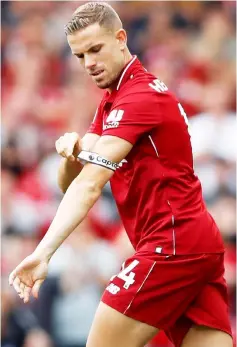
9;3;233;347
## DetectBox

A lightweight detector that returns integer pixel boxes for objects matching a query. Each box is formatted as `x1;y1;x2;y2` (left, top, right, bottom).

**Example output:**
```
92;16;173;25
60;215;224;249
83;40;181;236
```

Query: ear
115;29;127;51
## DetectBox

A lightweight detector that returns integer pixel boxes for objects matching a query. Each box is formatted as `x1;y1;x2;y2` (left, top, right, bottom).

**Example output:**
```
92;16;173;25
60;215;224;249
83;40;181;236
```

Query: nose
84;54;96;70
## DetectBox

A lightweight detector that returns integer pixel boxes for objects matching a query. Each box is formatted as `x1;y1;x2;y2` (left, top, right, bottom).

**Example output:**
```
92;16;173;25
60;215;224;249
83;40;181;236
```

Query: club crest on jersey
103;109;124;130
118;159;128;168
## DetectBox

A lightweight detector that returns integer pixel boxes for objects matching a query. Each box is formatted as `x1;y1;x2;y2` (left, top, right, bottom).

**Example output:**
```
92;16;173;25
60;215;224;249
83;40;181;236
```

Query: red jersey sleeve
87;107;102;136
102;95;162;144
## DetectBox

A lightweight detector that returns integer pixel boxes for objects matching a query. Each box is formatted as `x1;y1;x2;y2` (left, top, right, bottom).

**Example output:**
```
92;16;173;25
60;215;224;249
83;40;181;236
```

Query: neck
123;49;133;66
107;49;133;93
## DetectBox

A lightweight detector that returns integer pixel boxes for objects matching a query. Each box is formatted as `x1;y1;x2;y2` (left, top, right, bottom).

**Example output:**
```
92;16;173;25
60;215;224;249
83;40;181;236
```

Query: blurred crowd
1;1;236;347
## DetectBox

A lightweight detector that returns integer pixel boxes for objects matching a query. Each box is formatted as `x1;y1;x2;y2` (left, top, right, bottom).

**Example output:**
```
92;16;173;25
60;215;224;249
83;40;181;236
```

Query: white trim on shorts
123;261;156;314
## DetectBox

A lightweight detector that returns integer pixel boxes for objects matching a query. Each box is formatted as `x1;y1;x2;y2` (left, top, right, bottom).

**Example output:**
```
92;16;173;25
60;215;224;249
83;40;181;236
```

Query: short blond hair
64;2;122;35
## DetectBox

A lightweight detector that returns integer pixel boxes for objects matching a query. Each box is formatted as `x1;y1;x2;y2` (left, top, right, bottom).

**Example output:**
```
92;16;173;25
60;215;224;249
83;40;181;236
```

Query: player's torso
98;69;224;255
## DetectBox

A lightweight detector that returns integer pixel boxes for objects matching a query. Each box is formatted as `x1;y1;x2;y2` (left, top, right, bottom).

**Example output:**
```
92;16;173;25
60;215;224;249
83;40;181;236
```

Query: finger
19;283;25;299
55;137;63;153
61;147;75;161
56;143;67;157
13;277;21;295
23;286;32;304
68;132;79;143
74;140;81;155
66;133;79;157
20;282;25;292
9;270;17;286
56;136;77;160
60;150;68;159
65;140;77;158
56;138;70;157
32;279;44;299
67;154;75;161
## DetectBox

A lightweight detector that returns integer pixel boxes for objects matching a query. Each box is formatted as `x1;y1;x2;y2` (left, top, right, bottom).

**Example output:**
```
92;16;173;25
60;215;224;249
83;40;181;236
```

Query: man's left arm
34;135;132;261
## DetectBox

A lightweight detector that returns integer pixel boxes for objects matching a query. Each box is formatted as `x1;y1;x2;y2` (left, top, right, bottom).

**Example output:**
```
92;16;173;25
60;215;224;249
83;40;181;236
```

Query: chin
96;80;112;89
97;83;111;89
96;75;118;90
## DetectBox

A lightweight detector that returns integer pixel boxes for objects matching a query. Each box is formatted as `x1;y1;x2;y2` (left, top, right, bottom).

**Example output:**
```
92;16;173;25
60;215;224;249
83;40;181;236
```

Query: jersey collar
103;55;143;104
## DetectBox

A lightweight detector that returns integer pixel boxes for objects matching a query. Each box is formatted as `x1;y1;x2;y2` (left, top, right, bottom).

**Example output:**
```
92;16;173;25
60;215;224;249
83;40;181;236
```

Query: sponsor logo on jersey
103;121;120;130
103;109;124;130
106;283;121;295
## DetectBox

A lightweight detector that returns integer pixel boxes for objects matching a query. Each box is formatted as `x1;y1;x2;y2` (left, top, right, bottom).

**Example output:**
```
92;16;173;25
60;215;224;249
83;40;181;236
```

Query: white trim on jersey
167;200;176;255
92;108;98;123
148;135;159;157
116;55;137;91
172;215;176;255
149;137;177;254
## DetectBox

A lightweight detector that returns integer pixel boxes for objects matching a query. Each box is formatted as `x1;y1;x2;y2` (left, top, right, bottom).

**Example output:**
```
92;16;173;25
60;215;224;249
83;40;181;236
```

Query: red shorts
101;251;232;347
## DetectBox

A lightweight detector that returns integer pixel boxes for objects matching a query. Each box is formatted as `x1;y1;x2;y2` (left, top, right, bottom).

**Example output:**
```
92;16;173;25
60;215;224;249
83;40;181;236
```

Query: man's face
67;23;125;90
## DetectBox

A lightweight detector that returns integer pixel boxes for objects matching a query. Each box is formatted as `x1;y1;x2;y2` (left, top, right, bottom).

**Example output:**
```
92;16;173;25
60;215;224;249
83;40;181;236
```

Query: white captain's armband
78;150;119;171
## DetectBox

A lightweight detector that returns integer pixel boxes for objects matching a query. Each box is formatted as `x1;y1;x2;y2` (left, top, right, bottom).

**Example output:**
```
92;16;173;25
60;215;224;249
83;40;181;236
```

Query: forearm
35;178;101;260
58;158;83;193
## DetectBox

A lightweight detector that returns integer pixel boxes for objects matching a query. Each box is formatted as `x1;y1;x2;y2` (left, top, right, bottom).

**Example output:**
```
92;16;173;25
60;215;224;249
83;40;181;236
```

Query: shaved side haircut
64;2;122;35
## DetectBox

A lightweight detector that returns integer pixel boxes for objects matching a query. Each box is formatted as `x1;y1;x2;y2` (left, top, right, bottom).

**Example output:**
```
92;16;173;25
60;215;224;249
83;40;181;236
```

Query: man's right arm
57;132;100;193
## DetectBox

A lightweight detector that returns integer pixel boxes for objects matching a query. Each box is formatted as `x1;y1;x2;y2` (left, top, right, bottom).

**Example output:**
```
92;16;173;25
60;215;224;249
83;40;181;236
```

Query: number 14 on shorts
110;260;140;290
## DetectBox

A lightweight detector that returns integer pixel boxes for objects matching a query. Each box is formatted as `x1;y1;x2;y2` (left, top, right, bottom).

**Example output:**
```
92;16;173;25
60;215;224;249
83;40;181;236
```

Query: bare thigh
86;302;158;347
181;325;233;347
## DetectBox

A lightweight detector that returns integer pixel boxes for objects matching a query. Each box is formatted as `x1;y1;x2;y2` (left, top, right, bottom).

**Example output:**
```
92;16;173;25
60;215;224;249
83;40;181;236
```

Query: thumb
74;139;82;155
32;279;44;299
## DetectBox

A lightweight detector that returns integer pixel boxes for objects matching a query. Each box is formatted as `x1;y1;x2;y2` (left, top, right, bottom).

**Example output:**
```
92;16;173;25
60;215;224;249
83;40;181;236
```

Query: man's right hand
55;132;82;162
9;253;49;303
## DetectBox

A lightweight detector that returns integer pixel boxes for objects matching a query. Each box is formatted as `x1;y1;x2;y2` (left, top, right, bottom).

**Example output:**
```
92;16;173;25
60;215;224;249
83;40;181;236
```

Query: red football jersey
88;56;224;255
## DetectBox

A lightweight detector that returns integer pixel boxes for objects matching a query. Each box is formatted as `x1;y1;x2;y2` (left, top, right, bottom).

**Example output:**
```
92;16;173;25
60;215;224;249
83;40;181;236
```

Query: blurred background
1;1;236;347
